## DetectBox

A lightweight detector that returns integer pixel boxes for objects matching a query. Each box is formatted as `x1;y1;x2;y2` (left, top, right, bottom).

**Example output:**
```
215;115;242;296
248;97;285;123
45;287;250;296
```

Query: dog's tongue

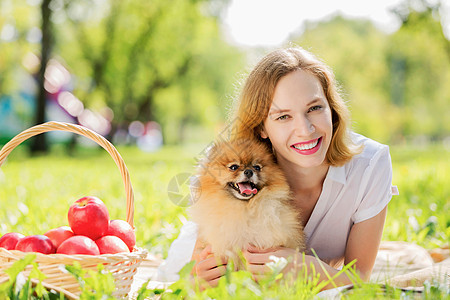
237;182;258;195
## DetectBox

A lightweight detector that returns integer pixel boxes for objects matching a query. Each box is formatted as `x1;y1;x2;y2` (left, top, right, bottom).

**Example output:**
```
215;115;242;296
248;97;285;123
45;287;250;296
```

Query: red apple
57;235;100;255
15;235;56;254
44;226;74;249
68;196;109;240
0;232;25;250
96;235;130;254
107;219;136;251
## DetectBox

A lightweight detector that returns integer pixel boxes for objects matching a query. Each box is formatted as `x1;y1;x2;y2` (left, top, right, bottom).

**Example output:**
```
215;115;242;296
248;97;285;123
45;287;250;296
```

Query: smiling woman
232;47;361;167
159;47;398;292
261;70;333;169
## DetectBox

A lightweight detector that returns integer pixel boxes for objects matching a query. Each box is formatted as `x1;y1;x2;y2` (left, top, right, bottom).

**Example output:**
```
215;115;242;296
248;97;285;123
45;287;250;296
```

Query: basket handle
0;121;135;227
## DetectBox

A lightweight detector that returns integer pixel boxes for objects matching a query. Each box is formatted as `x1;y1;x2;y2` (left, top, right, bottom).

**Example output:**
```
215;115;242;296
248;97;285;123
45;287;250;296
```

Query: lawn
385;144;449;249
0;142;206;256
1;142;447;253
0;140;448;298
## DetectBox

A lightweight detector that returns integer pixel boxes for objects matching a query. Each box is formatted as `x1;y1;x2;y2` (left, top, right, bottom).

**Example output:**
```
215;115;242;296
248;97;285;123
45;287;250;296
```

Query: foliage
64;263;116;299
140;253;448;299
58;0;244;141
140;255;355;299
0;254;64;299
0;254;138;299
0;249;448;299
0;0;244;145
385;4;450;140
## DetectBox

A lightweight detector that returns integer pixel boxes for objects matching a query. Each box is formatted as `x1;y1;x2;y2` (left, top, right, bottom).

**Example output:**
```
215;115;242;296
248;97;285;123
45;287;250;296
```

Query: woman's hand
191;243;228;288
243;245;303;281
244;245;360;290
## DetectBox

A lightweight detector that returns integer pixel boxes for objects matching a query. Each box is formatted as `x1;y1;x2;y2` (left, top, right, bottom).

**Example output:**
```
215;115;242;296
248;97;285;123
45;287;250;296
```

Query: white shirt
157;133;398;281
304;133;398;267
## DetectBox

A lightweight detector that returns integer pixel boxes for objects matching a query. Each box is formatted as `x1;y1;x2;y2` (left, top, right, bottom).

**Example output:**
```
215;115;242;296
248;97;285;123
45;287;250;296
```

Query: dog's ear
206;141;221;161
203;140;231;165
210;139;242;160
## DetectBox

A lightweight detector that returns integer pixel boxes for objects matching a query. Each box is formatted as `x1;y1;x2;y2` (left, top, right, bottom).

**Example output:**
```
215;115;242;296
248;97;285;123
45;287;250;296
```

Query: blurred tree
387;0;450;140
59;0;243;144
0;0;54;152
0;1;35;96
1;0;242;146
31;0;53;153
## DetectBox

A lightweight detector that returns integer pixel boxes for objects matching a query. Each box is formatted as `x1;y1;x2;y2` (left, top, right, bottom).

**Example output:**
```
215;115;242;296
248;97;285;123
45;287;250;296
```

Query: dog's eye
229;164;239;171
253;165;261;171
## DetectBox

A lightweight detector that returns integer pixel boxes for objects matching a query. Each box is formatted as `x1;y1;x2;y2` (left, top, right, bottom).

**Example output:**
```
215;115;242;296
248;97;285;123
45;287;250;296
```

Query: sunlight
223;0;418;47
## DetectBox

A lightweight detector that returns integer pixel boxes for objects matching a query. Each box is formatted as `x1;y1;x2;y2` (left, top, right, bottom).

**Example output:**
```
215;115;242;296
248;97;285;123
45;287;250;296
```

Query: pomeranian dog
189;138;305;268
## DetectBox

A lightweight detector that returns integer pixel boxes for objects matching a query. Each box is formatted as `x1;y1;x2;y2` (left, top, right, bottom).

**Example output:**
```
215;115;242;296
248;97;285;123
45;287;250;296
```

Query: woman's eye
229;164;239;171
253;165;261;171
276;115;288;120
308;105;322;112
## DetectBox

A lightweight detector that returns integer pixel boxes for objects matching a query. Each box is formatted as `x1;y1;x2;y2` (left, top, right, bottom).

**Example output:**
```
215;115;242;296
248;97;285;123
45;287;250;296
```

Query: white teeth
293;139;319;150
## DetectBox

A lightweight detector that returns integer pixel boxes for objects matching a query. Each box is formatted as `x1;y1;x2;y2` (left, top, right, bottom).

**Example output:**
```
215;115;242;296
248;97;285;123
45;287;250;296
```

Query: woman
158;47;398;289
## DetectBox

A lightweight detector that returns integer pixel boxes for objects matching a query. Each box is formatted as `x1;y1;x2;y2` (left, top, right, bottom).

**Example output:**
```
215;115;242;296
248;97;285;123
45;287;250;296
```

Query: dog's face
199;139;278;201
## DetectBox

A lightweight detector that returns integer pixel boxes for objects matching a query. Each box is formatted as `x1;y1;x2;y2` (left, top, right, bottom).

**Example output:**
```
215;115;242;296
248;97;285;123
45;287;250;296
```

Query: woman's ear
260;126;268;139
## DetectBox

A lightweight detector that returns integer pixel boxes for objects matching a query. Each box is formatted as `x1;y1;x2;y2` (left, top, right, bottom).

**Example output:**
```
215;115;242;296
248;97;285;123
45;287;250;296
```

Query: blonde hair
230;47;361;166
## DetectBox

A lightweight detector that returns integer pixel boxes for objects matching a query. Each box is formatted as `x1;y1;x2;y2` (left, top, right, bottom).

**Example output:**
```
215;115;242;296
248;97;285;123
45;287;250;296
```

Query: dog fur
189;139;305;267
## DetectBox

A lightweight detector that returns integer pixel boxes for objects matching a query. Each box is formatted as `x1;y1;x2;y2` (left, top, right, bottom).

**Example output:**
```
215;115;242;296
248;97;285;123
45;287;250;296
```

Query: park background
0;0;449;287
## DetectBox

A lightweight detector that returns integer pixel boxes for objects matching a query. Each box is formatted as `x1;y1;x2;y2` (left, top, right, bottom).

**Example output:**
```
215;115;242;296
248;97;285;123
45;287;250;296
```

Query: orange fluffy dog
189;139;305;268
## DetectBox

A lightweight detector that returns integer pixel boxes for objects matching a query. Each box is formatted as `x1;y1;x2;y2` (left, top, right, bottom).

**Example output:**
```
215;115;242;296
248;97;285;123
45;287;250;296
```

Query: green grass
1;142;448;253
0;142;449;298
385;144;450;248
0;143;206;256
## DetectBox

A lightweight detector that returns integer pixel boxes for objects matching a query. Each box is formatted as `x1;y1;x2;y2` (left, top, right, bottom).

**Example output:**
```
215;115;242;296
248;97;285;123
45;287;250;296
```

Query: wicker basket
0;121;148;299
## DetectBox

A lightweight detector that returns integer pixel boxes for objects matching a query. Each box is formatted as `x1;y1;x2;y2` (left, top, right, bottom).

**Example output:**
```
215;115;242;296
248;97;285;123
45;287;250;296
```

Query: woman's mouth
291;137;322;155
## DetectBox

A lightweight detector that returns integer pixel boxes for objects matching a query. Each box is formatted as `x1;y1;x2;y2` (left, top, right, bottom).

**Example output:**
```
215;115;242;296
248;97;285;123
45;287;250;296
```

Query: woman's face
261;69;333;170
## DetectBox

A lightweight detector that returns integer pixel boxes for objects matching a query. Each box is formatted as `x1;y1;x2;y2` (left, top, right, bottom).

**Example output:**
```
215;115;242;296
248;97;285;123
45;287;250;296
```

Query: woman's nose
293;115;315;136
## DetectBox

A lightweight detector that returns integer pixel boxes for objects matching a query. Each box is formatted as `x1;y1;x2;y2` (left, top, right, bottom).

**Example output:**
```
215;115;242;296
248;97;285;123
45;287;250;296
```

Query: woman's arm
344;206;387;280
244;206;387;290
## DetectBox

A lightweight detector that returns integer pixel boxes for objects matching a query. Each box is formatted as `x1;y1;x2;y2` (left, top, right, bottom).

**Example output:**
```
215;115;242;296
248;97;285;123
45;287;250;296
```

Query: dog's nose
244;169;253;178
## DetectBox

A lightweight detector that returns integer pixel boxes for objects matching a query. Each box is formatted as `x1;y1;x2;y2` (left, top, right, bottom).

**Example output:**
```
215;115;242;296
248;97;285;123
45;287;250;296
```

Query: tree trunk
31;0;52;153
